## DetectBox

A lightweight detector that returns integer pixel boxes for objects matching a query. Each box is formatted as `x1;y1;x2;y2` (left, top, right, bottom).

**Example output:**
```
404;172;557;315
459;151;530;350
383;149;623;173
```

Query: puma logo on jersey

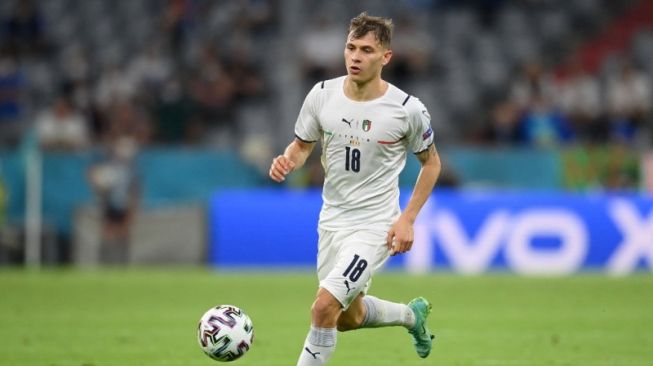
341;118;353;127
305;347;320;359
344;280;355;295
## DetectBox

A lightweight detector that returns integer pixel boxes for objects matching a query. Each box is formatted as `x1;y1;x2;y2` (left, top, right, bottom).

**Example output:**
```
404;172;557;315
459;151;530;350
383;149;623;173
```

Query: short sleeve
294;83;322;142
405;98;434;153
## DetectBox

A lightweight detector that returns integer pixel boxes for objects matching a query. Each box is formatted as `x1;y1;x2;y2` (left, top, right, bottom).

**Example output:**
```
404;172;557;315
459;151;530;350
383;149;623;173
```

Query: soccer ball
197;305;255;362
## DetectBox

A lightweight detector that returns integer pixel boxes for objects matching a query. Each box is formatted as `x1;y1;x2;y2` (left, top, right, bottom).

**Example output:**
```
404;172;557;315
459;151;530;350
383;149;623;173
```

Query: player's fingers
395;238;413;254
388;233;401;256
386;230;394;250
389;243;397;256
272;157;283;172
272;157;290;175
286;159;296;172
269;164;286;182
276;156;293;174
269;170;282;182
271;156;282;170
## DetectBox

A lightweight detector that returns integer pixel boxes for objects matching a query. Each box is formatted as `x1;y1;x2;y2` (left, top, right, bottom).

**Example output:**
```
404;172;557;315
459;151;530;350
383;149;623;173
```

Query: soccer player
269;12;441;365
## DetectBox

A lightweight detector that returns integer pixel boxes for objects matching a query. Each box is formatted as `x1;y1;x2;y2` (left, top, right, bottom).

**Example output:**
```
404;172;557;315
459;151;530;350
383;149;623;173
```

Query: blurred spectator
605;61;652;143
58;46;94;113
509;61;556;112
34;94;89;152
189;44;238;143
474;0;506;29
104;100;152;146
225;45;266;103
94;64;137;111
2;0;48;57
236;0;277;36
299;15;343;84
518;92;574;148
59;45;90;85
0;50;25;147
481;100;521;145
388;15;434;84
240;133;274;174
152;76;193;144
556;58;605;142
87;136;140;264
163;0;196;55
128;41;173;97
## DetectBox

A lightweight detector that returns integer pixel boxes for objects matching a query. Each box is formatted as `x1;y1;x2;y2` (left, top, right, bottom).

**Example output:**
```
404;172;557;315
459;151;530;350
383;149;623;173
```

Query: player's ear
382;49;393;66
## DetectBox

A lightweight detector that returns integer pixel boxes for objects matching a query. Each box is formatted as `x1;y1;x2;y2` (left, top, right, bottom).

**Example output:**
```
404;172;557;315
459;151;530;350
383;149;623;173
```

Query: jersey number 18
344;147;361;173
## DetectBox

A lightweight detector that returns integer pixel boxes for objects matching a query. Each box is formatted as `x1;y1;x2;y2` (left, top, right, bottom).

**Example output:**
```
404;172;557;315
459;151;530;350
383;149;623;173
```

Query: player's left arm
387;143;441;255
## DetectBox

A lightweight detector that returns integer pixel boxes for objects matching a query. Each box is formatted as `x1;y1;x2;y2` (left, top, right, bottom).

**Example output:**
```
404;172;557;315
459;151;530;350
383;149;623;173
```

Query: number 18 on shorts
317;229;391;309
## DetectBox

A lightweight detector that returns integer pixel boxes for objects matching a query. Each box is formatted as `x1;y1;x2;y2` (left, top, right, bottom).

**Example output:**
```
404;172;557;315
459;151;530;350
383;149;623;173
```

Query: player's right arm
271;81;323;182
269;138;315;183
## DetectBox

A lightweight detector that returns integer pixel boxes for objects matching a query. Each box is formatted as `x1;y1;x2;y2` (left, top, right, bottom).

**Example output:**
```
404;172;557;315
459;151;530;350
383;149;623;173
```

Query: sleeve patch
422;127;433;140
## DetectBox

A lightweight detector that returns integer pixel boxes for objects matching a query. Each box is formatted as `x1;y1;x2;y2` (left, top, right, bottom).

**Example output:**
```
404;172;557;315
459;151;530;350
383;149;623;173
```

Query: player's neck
343;76;388;101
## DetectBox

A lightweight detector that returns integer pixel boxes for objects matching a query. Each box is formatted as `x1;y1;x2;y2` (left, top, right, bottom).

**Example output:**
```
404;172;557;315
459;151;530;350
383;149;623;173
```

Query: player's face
344;31;392;84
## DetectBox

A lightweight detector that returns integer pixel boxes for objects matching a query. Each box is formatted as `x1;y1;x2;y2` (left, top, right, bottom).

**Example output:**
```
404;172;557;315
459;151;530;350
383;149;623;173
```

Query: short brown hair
348;12;393;48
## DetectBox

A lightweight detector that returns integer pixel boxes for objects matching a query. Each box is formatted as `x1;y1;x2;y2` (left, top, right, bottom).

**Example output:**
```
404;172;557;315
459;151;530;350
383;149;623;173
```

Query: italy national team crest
362;119;372;132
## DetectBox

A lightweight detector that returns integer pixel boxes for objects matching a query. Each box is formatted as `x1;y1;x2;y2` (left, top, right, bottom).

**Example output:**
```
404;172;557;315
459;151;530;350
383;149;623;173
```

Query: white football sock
296;326;337;366
361;295;416;329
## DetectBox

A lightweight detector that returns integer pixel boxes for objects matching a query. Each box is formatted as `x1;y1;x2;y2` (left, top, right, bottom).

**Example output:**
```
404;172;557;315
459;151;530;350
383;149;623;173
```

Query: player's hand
387;215;414;256
269;155;295;183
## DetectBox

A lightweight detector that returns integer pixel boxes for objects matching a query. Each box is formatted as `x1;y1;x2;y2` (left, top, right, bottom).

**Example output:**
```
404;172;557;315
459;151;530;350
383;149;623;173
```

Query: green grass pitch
1;269;652;366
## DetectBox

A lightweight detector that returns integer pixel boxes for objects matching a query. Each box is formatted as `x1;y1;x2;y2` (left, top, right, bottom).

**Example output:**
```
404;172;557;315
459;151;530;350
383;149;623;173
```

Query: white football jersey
295;76;435;231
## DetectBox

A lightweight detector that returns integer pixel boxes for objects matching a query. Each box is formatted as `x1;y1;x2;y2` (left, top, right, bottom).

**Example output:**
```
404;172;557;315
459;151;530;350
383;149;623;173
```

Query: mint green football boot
407;297;435;358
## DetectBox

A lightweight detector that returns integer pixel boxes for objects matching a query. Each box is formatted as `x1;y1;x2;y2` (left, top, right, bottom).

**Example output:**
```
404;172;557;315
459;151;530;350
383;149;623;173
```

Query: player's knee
311;296;341;326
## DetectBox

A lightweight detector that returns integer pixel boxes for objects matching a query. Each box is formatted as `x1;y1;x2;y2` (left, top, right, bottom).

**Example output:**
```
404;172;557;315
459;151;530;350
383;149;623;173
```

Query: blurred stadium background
1;0;652;271
1;1;653;365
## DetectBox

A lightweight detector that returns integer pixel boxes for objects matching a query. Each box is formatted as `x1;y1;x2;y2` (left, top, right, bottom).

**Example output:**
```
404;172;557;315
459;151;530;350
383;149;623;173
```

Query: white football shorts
317;228;391;310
